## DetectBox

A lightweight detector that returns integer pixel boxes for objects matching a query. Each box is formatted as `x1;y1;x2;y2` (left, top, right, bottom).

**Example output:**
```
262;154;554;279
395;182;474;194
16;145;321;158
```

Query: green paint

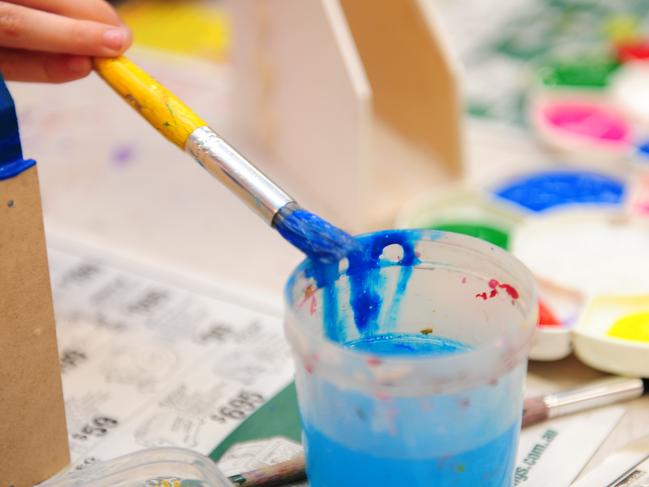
428;222;510;249
209;382;302;462
537;57;619;88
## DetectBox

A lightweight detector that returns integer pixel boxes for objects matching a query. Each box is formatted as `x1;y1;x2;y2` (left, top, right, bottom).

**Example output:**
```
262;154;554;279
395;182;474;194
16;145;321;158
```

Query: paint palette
398;170;649;363
397;182;583;360
574;295;649;377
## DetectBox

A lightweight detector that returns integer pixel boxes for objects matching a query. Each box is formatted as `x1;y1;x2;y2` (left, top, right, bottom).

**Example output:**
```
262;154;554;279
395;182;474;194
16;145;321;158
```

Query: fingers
0;2;132;56
0;47;92;83
8;0;121;25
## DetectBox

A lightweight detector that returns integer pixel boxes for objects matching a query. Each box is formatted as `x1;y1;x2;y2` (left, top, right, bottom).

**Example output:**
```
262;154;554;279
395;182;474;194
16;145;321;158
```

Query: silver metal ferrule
545;377;645;419
185;126;294;224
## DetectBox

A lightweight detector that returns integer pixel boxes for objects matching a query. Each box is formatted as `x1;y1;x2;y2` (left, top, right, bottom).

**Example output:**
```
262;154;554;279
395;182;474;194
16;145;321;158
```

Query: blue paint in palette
494;170;624;212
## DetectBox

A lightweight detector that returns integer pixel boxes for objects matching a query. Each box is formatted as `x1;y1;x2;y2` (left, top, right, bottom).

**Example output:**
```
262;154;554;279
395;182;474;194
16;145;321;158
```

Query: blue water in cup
284;230;537;487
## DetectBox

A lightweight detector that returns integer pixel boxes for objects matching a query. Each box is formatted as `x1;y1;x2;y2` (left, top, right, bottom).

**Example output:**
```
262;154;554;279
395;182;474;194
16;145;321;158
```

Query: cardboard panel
340;0;463;173
0;166;70;487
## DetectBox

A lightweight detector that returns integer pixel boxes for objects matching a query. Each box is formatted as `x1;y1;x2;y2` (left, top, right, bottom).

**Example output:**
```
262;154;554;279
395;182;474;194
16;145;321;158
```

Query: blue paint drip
303;229;426;341
273;203;358;263
494;170;624;212
0;76;35;180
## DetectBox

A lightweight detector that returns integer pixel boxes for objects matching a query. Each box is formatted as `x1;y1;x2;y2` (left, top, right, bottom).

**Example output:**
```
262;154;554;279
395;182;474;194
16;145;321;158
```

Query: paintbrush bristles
229;454;306;487
273;203;358;263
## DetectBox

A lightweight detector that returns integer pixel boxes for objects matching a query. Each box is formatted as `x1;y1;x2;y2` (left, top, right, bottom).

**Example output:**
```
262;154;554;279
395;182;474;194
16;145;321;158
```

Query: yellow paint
608;311;649;343
94;57;206;148
119;1;230;61
602;14;640;43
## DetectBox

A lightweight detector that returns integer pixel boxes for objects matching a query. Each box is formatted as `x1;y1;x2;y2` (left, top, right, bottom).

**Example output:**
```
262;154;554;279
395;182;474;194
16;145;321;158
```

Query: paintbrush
223;377;648;486
93;56;355;263
522;376;649;427
228;454;306;487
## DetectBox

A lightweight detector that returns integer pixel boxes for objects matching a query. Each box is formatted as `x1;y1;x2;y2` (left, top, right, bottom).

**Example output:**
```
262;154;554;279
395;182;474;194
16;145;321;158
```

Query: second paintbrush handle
94;56;294;224
523;376;645;427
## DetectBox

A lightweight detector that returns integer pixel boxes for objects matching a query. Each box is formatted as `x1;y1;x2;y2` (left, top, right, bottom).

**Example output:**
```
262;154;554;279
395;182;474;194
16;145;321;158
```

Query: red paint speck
460;398;470;409
304;362;315;374
461;277;467;284
475;279;519;301
499;283;519;299
367;356;382;367
375;391;390;401
309;296;317;315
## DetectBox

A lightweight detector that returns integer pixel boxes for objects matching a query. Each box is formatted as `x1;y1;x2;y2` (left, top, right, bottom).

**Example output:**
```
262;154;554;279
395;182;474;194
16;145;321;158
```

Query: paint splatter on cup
284;230;538;486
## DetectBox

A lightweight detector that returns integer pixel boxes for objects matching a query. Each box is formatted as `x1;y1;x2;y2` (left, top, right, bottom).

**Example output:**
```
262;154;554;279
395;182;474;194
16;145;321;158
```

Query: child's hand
0;0;132;83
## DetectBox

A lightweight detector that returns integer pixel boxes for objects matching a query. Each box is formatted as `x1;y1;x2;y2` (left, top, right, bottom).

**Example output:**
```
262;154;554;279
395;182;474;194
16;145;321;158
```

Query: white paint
513;208;649;295
612;62;649;125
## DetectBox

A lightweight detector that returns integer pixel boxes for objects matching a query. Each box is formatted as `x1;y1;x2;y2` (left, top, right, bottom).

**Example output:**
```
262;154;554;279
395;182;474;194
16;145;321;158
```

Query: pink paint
542;102;630;144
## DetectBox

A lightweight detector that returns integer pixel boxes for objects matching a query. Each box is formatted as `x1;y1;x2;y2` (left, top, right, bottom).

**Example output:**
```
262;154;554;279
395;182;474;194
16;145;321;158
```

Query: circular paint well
608;312;649;343
429;222;509;249
615;40;649;63
513;208;649;295
611;62;649;124
494;170;625;212
537;57;619;89
541;101;630;143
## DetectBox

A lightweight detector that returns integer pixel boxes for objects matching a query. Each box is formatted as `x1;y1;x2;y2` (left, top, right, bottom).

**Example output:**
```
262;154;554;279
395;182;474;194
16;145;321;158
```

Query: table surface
10;47;649;483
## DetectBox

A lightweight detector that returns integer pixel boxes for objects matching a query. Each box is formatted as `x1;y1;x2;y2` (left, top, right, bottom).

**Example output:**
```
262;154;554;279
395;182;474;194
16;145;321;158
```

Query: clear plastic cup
284;229;537;487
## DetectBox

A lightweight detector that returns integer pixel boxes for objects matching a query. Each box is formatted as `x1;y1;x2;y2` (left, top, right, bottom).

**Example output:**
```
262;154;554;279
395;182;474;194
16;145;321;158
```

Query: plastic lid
39;448;233;487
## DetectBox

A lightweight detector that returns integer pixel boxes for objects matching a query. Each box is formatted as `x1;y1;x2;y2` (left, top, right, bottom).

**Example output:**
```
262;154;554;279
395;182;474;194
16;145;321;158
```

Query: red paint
298;285;318;315
475;279;520;301
461;276;467;284
499;283;519;300
538;299;561;326
367;356;382;367
616;40;649;62
304;362;315;374
375;391;390;401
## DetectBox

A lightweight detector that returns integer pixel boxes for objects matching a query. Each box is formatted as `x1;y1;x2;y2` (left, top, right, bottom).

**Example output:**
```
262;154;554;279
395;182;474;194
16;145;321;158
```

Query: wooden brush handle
94;56;206;149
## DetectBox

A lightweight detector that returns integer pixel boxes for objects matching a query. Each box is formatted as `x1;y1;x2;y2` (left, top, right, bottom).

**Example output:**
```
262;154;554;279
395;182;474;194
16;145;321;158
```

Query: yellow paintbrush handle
93;56;206;149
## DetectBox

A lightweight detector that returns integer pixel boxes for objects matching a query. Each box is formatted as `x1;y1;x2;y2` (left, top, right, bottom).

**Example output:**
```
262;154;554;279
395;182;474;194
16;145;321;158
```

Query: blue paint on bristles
0;76;35;180
272;202;359;263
